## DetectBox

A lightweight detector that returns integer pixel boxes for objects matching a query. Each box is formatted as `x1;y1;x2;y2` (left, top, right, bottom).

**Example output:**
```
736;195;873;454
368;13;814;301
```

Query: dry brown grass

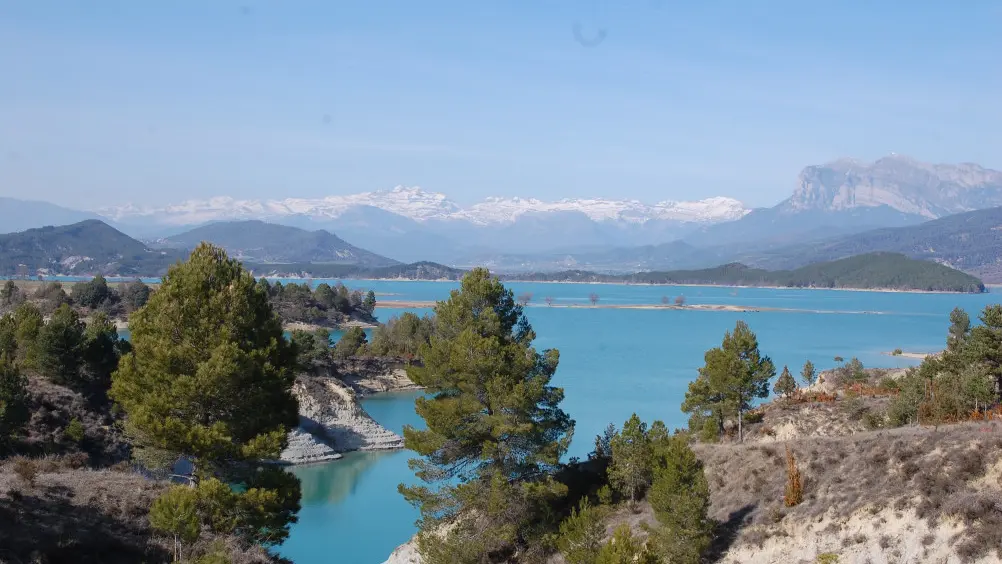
0;456;281;564
695;421;1002;562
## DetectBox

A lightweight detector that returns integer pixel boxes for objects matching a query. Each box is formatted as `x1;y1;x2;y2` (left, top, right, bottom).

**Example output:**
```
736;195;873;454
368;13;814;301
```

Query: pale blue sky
2;1;1001;210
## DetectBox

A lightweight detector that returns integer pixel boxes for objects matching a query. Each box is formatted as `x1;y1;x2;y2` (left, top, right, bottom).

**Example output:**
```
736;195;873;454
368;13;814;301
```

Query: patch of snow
98;187;749;227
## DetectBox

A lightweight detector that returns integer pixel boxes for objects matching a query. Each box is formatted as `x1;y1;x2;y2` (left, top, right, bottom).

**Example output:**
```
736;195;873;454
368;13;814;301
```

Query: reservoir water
275;281;1000;564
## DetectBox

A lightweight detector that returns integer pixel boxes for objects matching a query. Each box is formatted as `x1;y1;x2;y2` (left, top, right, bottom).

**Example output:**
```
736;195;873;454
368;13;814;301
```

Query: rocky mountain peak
784;155;1002;218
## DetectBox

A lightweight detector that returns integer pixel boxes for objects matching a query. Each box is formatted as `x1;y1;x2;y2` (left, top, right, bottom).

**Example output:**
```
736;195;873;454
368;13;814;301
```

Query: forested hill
0;220;181;276
154;220;399;267
741;205;1002;282
511;253;986;293
244;260;466;281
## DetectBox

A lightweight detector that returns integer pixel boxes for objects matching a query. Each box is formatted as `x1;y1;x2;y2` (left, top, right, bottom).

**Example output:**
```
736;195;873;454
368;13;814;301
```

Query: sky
2;1;1001;210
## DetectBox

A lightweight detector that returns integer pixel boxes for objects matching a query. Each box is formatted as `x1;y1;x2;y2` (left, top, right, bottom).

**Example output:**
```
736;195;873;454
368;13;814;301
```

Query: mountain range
3;154;1002;276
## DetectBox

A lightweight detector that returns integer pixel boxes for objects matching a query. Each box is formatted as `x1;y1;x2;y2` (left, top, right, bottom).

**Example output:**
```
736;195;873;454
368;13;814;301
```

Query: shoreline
882;350;939;360
377;300;897;316
346;277;986;295
9;275;986;296
282;320;379;332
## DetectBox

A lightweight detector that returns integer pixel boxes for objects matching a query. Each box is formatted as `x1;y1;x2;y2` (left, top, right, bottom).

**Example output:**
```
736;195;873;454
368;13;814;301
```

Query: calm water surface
274;282;1000;564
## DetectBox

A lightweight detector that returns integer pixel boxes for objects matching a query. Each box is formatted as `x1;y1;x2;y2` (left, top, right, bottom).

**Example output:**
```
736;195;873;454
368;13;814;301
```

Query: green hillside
0;220;180;276
158;220;399;267
244;260;466;281
742;206;1002;282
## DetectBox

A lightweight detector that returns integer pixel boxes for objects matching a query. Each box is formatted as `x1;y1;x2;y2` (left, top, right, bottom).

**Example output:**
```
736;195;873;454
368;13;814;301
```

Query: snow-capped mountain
98;186;749;227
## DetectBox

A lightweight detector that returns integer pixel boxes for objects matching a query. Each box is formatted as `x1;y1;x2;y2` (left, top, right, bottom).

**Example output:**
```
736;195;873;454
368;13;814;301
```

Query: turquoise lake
273;280;1001;564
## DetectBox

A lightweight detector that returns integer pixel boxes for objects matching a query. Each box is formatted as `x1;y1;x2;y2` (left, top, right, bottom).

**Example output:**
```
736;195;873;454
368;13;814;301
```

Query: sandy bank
377;300;893;316
282;320;379;332
882;350;940;360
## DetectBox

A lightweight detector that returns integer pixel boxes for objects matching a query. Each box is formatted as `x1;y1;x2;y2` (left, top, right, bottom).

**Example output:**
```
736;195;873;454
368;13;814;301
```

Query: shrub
11;456;38;487
816;553;839;564
784;446;803;507
556;498;608;564
64;417;85;443
149;485;202;561
744;410;765;425
595;525;658;564
840;395;868;421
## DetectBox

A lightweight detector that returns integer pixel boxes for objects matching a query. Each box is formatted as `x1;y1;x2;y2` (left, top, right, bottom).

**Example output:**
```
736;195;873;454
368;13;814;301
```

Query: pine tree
362;290;377;315
800;360;817;387
333;326;366;359
12;303;43;369
0;354;29;449
149;485;201;562
556;497;608;564
647;433;711;564
110;243;301;545
81;312;122;397
687;321;775;442
37;303;84;386
399;268;574;562
608;413;651;504
947;307;971;352
773;365;797;398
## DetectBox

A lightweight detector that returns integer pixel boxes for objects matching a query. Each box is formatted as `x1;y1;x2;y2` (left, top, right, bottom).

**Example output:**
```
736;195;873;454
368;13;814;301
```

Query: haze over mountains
2;155;1002;279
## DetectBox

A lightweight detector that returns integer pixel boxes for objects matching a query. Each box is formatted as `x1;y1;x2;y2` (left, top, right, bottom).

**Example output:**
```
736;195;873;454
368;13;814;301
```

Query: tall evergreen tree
947;307;972;352
362;290;377;315
800;360;817;387
966;305;1002;396
647;434;711;564
12;303;43;369
81;312;122;397
773;365;797;398
0;354;29;450
684;321;774;442
333;326;366;359
399;268;574;563
608;414;651;504
37;303;84;386
110;243;301;545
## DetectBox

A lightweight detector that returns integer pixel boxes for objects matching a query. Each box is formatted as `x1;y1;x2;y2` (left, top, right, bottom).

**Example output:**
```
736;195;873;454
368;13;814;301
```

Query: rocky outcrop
382;537;421;564
280;376;404;465
335;357;422;396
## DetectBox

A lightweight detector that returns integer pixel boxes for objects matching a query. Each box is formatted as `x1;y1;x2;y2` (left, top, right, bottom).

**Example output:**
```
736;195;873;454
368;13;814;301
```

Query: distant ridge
0;220;179;276
509;253;985;293
247;253;984;293
154;220;399;267
736;206;1002;283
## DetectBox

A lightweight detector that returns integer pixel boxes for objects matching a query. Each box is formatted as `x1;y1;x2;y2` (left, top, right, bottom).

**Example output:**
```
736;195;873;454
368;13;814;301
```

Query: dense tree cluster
0;277;153;320
887;305;1002;425
368;312;434;358
257;279;376;327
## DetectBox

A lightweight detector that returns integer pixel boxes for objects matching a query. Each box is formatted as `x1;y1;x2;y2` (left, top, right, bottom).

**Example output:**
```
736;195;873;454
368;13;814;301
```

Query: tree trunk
738;405;743;443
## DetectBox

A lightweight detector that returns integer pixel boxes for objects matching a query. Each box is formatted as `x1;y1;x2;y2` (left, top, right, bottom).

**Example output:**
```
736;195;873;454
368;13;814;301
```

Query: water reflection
295;450;393;506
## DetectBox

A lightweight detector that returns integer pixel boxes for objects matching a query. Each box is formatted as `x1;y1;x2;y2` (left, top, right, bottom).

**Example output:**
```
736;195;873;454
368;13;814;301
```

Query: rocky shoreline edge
278;359;422;465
